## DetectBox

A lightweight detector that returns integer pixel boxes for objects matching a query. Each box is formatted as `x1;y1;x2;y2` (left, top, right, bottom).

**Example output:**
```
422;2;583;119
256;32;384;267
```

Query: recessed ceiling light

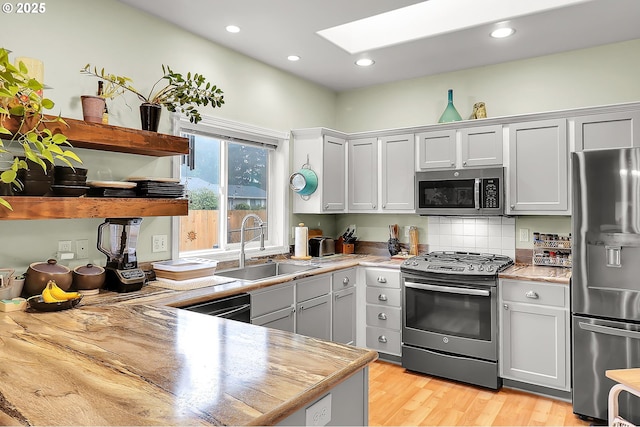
355;58;375;67
226;25;240;33
490;27;515;38
287;55;301;62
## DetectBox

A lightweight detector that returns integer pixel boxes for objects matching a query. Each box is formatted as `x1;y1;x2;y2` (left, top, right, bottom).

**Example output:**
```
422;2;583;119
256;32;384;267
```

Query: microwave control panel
482;178;500;208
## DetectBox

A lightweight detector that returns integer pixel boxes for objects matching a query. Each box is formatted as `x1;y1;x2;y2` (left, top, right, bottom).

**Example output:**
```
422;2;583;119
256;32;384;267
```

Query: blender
97;218;146;292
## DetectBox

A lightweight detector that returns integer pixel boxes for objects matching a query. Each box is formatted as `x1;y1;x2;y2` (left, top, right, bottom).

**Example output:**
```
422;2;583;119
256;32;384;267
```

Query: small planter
140;103;161;132
81;95;106;124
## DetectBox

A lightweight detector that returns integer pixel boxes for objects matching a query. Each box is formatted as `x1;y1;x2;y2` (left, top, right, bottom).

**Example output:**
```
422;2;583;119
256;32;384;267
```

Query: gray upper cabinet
460;124;503;167
507;119;569;215
348;137;378;211
417;129;456;170
292;128;346;214
381;134;415;211
574;110;640;151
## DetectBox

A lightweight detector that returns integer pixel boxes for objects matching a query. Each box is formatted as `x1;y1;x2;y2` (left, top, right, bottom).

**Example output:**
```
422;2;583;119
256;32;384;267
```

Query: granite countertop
0;303;377;426
0;254;392;426
499;263;571;285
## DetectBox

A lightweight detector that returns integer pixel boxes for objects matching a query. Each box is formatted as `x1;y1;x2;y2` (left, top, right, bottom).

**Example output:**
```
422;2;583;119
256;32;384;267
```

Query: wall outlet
58;240;73;252
519;228;530;242
76;239;89;259
152;235;168;253
404;226;410;238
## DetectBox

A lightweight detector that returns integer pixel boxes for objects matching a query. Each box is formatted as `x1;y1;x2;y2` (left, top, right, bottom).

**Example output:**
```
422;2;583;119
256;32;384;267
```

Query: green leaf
0;169;17;183
0;198;13;211
51;133;68;144
63;151;82;163
41;98;54;109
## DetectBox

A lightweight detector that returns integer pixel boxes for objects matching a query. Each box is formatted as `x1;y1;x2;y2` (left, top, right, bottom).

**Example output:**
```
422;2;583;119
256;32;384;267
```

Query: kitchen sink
216;262;317;281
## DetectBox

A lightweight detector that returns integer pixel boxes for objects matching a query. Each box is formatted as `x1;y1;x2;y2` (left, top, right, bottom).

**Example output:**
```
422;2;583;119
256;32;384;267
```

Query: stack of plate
128;178;184;198
86;180;137;197
51;166;89;197
152;258;218;281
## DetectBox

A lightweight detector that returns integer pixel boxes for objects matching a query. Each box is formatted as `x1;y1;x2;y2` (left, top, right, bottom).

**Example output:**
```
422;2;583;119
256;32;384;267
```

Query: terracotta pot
81;95;106;124
24;259;72;297
72;264;105;294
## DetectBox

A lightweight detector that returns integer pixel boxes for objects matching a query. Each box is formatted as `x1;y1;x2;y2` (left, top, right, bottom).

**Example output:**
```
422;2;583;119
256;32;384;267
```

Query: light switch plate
519;228;530;242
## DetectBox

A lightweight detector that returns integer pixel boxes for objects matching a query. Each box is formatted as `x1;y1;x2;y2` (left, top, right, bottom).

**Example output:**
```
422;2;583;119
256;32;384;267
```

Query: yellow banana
42;282;66;303
43;280;81;301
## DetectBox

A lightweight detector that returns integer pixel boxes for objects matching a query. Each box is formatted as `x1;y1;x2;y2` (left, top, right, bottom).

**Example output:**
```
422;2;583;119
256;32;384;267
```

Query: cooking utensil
72;263;106;294
24;259;72;297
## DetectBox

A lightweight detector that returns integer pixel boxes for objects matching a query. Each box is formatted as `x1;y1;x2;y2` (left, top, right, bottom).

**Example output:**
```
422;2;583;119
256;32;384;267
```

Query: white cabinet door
460;124;503;167
574;110;640;151
499;279;570;391
322;135;346;212
381;133;415;211
417;129;456;170
507;119;569;214
348;137;377;211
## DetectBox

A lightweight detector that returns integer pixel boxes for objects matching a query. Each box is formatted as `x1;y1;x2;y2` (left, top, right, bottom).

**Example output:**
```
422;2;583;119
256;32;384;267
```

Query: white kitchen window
172;115;289;261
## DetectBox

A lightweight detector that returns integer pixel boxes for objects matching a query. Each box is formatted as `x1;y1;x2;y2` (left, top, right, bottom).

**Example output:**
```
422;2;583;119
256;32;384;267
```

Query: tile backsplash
426;216;516;260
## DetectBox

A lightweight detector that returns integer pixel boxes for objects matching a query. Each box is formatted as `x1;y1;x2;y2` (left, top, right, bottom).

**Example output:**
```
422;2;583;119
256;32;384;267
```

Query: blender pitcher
97;218;146;292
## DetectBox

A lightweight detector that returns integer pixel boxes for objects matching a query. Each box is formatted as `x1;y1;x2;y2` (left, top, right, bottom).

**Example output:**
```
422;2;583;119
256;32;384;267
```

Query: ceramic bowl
26;295;83;312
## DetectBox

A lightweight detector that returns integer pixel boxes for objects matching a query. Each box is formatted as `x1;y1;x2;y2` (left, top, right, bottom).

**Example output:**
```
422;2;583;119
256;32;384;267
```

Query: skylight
317;0;592;54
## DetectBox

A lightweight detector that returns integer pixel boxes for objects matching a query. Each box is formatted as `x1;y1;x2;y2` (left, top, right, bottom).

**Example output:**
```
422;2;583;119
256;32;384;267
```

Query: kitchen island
0;301;376;425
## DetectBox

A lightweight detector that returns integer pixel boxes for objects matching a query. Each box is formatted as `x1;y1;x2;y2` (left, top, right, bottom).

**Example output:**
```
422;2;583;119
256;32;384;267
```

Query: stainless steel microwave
415;167;504;216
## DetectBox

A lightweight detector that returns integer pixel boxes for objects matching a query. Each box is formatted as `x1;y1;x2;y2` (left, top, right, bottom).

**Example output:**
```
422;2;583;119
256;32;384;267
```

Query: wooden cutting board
308;229;323;239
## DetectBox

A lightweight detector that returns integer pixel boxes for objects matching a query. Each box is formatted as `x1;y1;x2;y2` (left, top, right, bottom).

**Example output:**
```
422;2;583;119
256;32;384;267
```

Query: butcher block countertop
499;263;571;285
0;254;393;426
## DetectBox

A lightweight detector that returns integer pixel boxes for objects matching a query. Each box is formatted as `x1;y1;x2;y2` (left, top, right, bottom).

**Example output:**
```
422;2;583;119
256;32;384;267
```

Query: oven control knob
411;261;419;266
468;264;474;270
487;265;494;272
478;265;484;271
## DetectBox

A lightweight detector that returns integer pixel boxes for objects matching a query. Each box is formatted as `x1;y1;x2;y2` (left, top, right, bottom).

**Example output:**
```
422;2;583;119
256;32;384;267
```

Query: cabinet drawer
363;268;400;288
366;327;401;355
500;279;568;308
296;274;331;303
332;268;356;291
366;305;401;329
251;282;294;318
366;286;401;307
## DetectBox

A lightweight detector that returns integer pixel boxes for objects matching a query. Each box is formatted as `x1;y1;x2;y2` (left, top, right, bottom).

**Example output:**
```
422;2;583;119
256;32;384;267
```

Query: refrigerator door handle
579;321;640;340
605;245;622;268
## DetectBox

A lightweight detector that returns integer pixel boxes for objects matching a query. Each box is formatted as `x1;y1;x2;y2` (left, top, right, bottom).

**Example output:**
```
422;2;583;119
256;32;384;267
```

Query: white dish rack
532;236;572;268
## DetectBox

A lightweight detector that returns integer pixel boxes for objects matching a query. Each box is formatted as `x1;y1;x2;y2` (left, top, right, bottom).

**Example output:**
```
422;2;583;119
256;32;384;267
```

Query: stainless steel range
401;251;513;389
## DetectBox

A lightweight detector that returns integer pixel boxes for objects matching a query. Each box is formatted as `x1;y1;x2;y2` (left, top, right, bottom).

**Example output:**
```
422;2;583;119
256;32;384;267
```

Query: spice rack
532;233;572;268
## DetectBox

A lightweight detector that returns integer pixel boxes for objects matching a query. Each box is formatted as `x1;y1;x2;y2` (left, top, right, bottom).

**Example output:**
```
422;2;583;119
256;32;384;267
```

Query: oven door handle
404;281;490;297
474;178;481;210
578;321;640;340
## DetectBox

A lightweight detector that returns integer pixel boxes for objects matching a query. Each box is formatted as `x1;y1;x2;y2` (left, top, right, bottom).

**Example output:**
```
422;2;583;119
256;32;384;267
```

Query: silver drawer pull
342;277;350;285
378;335;387;343
525;291;539;299
378;294;388;302
378;313;387;320
377;276;387;283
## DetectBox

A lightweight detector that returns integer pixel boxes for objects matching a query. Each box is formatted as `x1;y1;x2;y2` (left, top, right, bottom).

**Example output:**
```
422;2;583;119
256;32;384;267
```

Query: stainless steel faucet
239;213;266;268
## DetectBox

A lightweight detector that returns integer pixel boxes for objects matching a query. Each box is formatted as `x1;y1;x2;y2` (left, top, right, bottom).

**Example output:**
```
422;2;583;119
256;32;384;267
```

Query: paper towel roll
294;223;308;258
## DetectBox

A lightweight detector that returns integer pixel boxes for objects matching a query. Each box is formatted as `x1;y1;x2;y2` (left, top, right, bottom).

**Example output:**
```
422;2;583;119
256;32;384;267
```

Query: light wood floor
368;361;591;426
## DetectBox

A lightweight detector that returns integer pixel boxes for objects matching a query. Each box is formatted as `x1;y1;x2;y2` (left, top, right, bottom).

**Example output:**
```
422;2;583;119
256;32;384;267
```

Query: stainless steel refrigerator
572;148;640;423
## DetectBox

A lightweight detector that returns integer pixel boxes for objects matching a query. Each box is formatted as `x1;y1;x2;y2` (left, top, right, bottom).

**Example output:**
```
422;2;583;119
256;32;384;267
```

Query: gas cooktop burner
401;250;514;277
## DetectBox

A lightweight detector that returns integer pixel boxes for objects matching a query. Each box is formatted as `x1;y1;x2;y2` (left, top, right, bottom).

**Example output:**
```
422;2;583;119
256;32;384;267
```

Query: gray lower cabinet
332;287;355;345
278;368;368;426
250;282;295;333
252;305;295;332
362;267;401;358
499;278;570;391
296;274;332;341
297;294;331;341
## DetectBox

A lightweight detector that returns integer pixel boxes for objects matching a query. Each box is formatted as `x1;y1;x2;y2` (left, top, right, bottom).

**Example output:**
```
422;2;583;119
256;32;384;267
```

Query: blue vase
438;89;463;123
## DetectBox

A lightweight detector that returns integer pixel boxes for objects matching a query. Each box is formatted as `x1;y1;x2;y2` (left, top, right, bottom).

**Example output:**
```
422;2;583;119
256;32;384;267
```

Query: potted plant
81;64;225;131
0;48;82;210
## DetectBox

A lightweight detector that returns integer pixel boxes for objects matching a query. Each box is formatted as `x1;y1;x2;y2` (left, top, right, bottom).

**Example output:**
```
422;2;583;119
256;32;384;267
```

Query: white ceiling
118;0;640;92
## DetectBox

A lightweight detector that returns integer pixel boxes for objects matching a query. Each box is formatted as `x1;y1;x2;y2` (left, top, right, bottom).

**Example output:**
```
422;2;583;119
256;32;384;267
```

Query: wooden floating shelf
0;197;188;220
2;116;189;157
